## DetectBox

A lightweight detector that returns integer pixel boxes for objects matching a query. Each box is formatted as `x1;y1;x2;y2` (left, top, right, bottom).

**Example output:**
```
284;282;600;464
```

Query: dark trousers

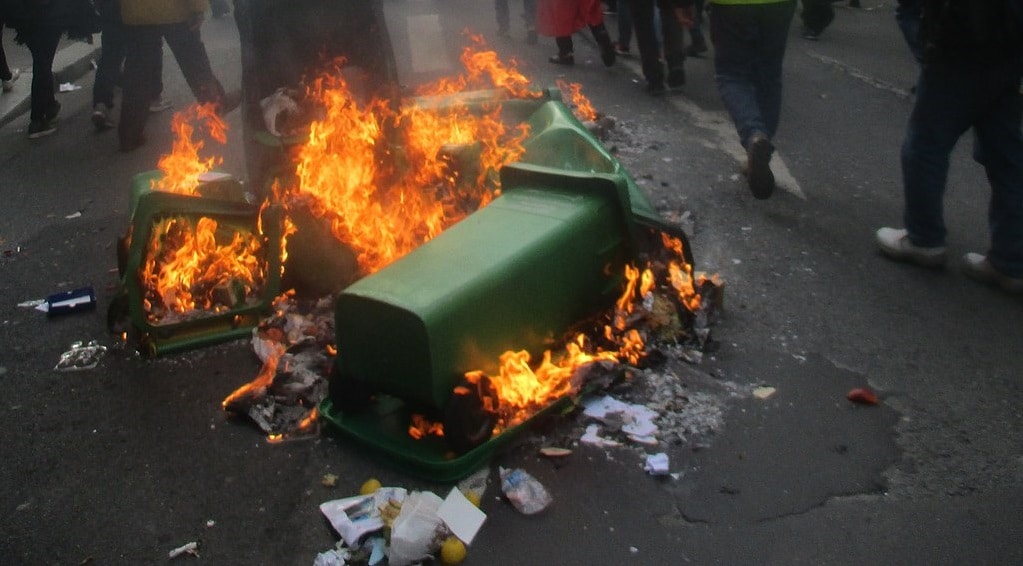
800;0;834;34
496;0;537;31
632;0;685;86
120;22;224;146
26;25;63;122
93;10;126;109
901;56;1023;276
0;19;13;81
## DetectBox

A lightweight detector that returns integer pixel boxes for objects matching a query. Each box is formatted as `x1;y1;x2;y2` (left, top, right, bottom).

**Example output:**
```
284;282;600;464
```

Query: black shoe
801;27;820;40
549;53;575;65
44;100;61;122
91;105;115;131
746;133;775;200
686;38;708;57
27;119;57;139
667;67;686;89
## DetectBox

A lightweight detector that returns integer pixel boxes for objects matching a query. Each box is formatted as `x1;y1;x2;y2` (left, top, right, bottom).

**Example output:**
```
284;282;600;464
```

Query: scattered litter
539;446;572;458
580;423;621;448
752;386;776;400
846;387;879;405
630;546;639;553
456;467;489;505
43;286;96;317
168;541;199;559
643;453;670;476
389;491;445;566
582;395;659;444
54;340;107;372
437;487;486;545
205;519;215;528
58;82;82;92
319;487;407;547
499;467;552;515
65;211;82;219
322;473;339;487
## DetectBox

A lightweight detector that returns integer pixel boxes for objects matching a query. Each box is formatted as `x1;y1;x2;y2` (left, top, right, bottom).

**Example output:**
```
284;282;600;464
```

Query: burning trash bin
322;98;696;479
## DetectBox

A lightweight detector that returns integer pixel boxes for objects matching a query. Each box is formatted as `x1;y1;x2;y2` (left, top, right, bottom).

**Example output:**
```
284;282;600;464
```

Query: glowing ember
152;103;227;195
142;215;266;321
408;414;445;440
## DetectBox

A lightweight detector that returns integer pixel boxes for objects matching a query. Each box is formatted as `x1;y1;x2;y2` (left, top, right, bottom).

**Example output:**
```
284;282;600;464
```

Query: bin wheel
328;364;373;412
443;376;498;454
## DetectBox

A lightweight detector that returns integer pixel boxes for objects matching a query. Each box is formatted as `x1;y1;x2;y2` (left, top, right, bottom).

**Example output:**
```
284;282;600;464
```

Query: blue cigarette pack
46;287;97;317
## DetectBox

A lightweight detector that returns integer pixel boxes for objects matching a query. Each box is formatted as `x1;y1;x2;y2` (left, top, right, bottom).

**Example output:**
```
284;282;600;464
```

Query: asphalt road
1;1;1021;564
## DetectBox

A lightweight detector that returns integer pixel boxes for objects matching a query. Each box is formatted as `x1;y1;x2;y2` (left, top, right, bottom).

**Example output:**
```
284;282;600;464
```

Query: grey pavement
0;30;100;130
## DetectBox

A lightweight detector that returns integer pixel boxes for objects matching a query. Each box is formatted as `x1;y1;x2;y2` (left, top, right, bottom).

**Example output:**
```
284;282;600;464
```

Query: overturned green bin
324;99;692;480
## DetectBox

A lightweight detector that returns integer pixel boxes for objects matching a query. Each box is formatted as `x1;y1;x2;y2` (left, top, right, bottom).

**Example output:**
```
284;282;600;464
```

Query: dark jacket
922;0;1023;63
3;0;99;42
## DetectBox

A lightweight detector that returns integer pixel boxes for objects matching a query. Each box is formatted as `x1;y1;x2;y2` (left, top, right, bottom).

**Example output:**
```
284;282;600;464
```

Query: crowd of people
0;0;236;146
0;0;1020;292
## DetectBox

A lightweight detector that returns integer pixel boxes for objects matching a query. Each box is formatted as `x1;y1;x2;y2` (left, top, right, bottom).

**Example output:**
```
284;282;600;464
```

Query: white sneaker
875;227;947;267
149;97;173;113
2;68;20;93
962;253;1023;294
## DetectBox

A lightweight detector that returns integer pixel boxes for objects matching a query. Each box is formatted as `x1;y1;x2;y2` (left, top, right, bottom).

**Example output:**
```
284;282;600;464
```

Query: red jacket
536;0;603;37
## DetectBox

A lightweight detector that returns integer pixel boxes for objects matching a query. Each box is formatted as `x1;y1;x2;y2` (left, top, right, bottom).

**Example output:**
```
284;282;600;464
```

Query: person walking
496;0;538;44
4;0;98;138
118;0;237;151
536;0;616;67
631;0;692;94
708;0;796;199
90;0;170;131
876;0;1023;293
1;14;21;93
798;0;833;40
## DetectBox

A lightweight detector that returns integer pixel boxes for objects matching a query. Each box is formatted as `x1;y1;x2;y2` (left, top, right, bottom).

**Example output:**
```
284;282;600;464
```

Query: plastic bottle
499;467;552;515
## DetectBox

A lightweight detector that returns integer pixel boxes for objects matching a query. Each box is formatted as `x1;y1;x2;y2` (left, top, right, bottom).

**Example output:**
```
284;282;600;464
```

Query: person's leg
900;62;976;248
710;4;766;146
550;35;574;63
687;0;708;55
617;0;633;50
656;0;685;86
589;21;616;66
752;0;796;140
496;0;511;34
119;24;163;149
895;0;923;64
0;19;13;82
162;21;226;105
973;60;1023;277
26;25;62;123
632;0;664;90
93;6;126;111
522;0;538;42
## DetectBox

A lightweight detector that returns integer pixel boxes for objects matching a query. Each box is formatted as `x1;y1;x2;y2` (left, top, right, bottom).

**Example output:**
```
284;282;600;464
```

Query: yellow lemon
440;536;467;565
360;478;382;495
463;491;481;508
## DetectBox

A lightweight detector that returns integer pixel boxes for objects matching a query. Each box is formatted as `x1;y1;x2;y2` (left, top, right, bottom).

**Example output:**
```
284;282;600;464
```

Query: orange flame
288;41;539;274
142;216;266;320
408;414;445;440
223;350;281;409
153;103;227;195
556;80;598;122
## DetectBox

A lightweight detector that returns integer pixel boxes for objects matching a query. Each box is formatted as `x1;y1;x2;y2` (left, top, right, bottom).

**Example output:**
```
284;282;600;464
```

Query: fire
556;80;598;122
408;414;445;440
287;38;537;274
222;349;280;409
142;215;265;320
153;103;227;195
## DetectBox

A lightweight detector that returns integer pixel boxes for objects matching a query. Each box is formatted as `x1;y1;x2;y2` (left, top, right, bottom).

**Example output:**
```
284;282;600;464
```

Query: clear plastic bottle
499;467;552;515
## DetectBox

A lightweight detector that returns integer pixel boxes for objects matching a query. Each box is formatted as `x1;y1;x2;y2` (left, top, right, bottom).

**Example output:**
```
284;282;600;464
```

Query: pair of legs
632;0;686;91
496;0;537;37
25;25;64;134
899;57;1023;277
551;23;616;66
120;22;226;150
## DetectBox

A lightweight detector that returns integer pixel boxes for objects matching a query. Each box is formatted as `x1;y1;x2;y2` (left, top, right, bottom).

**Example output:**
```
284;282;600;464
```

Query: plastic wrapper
499;467;552;515
54;340;108;372
388;491;445;566
319;487;407;548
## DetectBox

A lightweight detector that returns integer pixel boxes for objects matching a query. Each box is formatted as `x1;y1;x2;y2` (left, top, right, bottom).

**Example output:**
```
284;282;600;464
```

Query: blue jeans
895;0;922;64
709;1;796;147
901;56;1023;277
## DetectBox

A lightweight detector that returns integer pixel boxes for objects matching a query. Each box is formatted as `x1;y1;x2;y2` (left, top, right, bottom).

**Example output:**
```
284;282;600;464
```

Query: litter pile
314;466;548;566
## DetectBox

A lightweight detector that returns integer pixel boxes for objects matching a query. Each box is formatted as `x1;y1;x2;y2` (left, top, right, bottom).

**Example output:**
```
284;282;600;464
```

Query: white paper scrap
59;82;82;92
437;487;487;545
644;453;670;475
580;423;621;448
